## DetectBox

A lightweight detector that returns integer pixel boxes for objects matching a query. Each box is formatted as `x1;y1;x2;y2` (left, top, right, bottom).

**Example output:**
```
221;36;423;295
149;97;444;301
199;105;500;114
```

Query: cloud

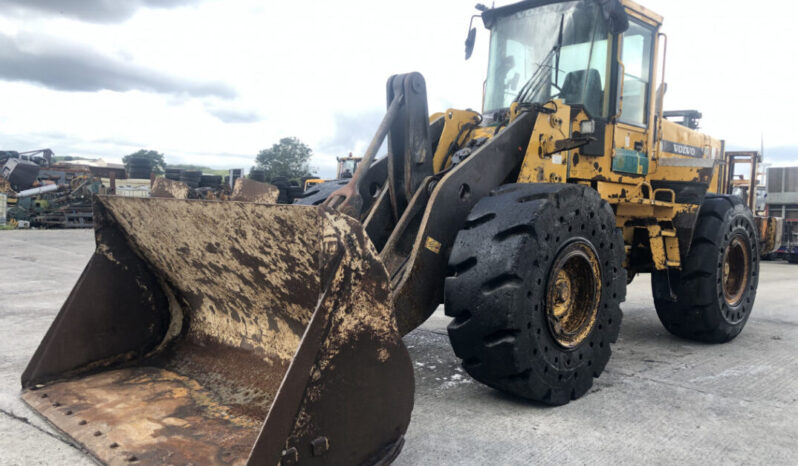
0;0;203;23
761;146;798;166
205;104;261;124
0;32;235;98
319;109;384;157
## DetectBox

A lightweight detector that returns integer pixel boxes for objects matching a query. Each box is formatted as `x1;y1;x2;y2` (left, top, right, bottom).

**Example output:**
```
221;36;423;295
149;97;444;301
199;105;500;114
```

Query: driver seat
561;69;603;117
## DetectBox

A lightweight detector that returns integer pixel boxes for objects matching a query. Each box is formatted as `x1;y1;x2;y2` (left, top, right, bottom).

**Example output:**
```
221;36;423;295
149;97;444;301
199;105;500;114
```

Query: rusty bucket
21;196;414;465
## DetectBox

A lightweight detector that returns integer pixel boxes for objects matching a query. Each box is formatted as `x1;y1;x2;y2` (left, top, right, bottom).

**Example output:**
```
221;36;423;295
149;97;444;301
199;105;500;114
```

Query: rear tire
651;194;759;343
444;184;625;405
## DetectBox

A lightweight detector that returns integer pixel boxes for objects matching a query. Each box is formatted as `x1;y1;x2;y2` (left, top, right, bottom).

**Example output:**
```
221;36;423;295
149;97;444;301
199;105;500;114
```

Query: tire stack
270;177;290;203
249;169;267;182
199;174;222;189
270;177;305;204
126;156;152;180
179;170;202;188
286;181;304;203
165;168;183;181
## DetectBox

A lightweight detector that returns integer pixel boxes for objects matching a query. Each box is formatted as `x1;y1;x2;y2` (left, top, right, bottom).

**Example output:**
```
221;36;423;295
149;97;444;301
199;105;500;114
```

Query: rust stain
23;367;262;465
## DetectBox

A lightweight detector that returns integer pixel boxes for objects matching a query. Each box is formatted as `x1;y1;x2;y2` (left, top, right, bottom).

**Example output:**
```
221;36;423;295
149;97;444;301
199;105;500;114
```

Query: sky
0;0;796;178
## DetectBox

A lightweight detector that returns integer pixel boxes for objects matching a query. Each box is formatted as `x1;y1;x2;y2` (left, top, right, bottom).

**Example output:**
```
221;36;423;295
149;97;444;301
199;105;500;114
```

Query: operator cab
336;154;361;179
475;0;658;130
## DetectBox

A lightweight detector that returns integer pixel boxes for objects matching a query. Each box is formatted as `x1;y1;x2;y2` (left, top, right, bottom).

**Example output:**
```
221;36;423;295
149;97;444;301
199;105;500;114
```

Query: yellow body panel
431;0;747;273
431;110;480;172
304;178;324;190
517;102;571;184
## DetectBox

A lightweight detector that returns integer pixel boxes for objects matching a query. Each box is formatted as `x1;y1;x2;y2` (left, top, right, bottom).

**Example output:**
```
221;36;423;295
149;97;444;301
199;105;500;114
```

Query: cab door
612;17;656;177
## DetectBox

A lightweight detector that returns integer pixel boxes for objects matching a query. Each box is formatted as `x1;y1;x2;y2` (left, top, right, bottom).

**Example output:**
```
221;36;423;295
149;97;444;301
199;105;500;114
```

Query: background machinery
298;154;366;203
1;149;110;228
22;0;772;464
720;151;783;256
767;166;798;263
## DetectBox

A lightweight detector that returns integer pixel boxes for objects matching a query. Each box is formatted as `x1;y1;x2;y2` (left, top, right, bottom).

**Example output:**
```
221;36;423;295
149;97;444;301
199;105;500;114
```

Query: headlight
580;119;596;135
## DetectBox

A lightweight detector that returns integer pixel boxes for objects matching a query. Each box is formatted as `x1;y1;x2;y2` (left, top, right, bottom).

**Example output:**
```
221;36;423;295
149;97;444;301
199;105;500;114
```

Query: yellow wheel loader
22;0;776;464
299;155;366;203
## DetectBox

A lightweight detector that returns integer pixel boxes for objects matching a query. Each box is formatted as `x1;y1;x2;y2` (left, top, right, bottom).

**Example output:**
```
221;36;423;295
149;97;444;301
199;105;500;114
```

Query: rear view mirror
465;27;477;60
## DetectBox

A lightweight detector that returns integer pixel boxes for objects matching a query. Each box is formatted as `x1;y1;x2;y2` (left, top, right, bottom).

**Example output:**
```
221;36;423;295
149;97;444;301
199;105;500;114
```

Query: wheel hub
722;234;750;307
545;241;601;349
552;270;573;317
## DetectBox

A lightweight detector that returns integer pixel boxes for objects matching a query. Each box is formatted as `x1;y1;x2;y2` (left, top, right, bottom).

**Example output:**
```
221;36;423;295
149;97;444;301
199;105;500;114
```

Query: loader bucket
21;196;414;465
231;177;280;204
149;177;190;199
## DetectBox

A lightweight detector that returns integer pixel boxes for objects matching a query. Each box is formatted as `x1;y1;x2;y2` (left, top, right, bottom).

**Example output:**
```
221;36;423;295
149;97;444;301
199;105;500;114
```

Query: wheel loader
298;155;367;204
22;0;774;464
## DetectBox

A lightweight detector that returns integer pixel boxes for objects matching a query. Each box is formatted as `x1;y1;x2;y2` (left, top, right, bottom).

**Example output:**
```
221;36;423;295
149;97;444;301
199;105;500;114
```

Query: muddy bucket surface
21;196;414;465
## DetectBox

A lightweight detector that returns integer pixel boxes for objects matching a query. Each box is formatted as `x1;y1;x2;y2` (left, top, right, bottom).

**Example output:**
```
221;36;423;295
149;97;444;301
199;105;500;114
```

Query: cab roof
481;0;662;29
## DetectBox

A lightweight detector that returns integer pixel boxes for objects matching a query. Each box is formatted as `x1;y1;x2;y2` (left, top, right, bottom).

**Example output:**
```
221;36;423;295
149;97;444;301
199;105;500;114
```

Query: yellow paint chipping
425;236;442;254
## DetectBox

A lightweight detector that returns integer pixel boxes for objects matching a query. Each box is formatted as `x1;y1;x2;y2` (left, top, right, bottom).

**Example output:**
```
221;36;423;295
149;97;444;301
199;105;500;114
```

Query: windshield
339;159;358;178
484;0;610;117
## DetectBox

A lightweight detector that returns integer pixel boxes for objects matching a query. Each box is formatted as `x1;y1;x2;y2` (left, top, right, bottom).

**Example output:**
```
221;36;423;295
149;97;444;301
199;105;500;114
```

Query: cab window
619;20;654;126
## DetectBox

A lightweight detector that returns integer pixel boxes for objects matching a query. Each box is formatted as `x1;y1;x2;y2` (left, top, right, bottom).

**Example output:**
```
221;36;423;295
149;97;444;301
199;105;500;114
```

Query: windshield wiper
514;47;555;104
554;14;564;88
514;14;565;106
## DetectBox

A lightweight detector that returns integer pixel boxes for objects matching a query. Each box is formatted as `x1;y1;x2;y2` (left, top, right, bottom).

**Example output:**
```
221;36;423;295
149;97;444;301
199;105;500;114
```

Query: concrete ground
0;229;796;465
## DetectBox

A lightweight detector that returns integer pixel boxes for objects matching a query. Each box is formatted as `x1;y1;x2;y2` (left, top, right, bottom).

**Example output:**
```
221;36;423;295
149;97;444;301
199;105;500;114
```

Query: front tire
652;194;759;343
444;184;626;405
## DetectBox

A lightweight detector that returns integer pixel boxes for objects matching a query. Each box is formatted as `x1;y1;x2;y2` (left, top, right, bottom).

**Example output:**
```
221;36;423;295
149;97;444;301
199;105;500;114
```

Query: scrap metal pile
1;150;105;228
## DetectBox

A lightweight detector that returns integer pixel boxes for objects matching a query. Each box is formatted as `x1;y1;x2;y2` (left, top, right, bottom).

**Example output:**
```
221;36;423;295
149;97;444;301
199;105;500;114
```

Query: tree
254;137;313;180
123;149;166;175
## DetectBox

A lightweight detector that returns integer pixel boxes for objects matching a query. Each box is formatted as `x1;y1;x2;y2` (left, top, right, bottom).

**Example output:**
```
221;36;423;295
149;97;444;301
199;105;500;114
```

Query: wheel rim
722;234;750;307
545;241;601;349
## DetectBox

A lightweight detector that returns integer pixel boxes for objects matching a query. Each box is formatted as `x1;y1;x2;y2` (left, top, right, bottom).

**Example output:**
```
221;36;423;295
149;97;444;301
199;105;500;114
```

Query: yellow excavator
22;1;777;464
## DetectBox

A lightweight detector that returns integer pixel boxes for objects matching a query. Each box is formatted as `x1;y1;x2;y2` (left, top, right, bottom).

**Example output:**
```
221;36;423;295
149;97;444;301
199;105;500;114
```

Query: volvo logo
661;140;704;158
